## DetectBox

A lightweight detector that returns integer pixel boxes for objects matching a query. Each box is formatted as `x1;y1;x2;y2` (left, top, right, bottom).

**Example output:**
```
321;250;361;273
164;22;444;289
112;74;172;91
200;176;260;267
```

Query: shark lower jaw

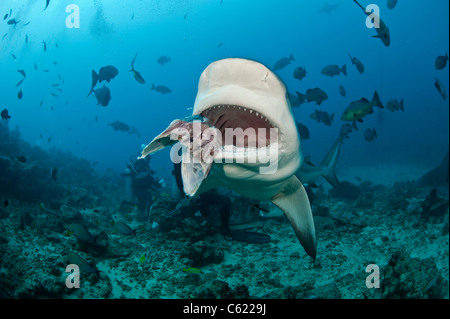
200;104;278;149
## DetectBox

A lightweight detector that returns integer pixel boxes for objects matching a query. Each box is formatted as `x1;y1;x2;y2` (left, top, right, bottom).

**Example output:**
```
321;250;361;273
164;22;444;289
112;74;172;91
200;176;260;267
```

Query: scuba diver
172;161;270;244
124;155;161;214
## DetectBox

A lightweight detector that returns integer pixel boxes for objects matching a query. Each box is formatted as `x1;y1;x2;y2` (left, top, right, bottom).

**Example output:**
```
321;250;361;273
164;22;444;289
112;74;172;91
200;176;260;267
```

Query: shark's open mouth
201;104;275;148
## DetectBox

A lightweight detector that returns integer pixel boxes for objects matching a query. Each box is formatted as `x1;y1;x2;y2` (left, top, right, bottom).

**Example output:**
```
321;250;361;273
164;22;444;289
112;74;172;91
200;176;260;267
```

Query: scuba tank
121;168;136;203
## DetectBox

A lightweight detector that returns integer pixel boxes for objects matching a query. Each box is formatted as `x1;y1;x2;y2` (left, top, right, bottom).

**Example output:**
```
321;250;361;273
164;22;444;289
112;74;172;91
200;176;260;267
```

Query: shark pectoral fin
181;159;213;197
272;176;316;260
141;119;189;158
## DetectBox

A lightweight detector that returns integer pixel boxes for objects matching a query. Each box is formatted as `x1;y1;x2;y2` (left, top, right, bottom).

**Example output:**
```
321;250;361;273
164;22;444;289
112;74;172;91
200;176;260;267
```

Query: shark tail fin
319;138;342;188
372;90;384;108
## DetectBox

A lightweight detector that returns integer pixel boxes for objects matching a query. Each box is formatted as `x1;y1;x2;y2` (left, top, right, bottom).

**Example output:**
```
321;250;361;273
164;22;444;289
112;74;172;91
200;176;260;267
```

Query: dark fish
151;84;171;94
386;99;404;112
16;78;25;87
130;53;145;84
129;126;141;137
348;53;364;74
42;69;50;72
43;41;47;52
293;66;307;81
93;85;111;106
3;198;8;208
23;21;30;26
435;78;446;100
17;69;26;77
321;64;347;77
309;110;335;126
51;83;59;87
341;91;384;122
217;42;224;48
157;56;171;65
363;128;377;142
25;33;28;44
97;65;119;83
1;109;11;120
17;89;23;99
435;53;449;70
2;33;7;40
17;155;26;163
50;93;58;97
34;62;38;70
114;221;136;236
51;168;57;180
67;252;100;277
318;2;340;14
44;0;50;11
296;122;310;140
3;13;8;20
339;85;346;97
68;224;96;242
273;54;295;71
131;12;134;20
296;88;328;106
339;122;358;139
108;121;130;132
11;53;16;60
7;19;20;27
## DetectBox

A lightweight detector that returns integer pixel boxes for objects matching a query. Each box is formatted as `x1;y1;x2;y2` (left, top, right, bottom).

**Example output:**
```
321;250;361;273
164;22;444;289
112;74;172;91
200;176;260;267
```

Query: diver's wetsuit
130;157;161;212
173;162;270;243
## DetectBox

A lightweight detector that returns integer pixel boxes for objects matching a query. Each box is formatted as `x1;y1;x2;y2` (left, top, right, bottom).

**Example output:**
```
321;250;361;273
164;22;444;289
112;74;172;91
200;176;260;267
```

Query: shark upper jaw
192;59;300;161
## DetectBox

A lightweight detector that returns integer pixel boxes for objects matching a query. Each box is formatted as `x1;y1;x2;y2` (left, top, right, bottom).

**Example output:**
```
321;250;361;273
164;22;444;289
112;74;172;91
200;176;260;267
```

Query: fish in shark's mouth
201;104;275;148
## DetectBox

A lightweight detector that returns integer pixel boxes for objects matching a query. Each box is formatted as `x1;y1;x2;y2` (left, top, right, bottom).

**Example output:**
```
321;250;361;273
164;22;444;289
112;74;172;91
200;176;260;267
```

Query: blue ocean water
1;0;448;177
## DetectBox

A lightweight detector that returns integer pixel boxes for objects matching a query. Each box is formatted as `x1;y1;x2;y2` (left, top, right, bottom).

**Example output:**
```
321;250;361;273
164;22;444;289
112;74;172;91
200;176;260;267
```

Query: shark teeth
202;105;274;126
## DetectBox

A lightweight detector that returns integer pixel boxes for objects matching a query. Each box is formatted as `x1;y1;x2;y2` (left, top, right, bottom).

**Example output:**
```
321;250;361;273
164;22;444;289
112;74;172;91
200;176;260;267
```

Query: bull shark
353;0;390;47
141;58;317;259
